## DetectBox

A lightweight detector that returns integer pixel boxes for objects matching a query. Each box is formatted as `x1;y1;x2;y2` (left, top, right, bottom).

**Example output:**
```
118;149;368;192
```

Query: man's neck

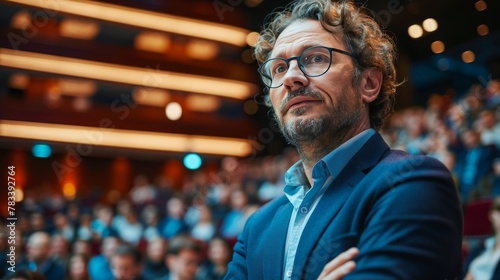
298;124;369;185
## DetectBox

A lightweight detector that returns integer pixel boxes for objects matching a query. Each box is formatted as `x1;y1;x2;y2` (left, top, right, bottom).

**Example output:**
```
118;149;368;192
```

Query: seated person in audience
72;239;92;259
110;244;145;280
66;253;90;280
90;205;116;240
88;235;120;280
464;196;500;280
455;129;495;202
142;237;168;279
198;236;232;280
50;234;71;270
161;235;201;280
115;210;143;245
219;189;249;240
15;231;65;280
159;197;189;239
190;204;216;242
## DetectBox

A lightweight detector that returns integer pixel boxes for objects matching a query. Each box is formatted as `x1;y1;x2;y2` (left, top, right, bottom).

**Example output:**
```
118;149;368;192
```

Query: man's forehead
272;19;344;57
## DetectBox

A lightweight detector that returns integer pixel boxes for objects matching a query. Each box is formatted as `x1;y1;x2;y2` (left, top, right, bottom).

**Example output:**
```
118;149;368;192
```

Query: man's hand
317;247;359;280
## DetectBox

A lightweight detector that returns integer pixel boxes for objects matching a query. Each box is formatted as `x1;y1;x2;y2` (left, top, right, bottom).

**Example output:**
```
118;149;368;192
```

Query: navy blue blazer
225;133;463;279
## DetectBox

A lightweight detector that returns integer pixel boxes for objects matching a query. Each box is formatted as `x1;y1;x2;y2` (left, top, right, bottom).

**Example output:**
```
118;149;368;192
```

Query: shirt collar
283;129;375;203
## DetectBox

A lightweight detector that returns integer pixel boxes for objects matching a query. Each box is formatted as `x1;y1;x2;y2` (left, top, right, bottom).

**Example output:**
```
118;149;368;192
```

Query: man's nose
282;60;308;92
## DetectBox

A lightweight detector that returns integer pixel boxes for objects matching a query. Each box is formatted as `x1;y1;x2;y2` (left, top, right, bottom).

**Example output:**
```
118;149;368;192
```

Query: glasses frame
258;46;359;89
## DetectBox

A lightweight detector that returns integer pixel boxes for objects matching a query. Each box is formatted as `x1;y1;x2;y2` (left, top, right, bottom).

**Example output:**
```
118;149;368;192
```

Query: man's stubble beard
274;91;363;157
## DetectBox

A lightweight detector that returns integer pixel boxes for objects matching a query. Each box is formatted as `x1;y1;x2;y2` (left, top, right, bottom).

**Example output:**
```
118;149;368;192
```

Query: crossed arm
317;247;359;280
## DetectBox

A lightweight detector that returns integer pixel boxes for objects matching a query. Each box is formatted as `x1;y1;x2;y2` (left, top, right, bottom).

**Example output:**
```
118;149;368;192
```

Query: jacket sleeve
344;156;463;280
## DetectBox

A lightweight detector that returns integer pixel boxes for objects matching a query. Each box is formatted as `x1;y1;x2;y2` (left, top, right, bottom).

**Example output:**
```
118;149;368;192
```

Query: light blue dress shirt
282;129;375;279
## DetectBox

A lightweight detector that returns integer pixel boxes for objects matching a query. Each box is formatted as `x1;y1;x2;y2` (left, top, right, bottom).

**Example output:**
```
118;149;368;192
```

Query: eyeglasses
258;46;358;88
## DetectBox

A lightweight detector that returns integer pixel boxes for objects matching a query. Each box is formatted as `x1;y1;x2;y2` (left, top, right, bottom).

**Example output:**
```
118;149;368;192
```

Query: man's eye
273;64;287;74
313;55;326;62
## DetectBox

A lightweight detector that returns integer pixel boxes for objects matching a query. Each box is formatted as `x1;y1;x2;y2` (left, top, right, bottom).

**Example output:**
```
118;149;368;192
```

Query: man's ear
360;68;382;103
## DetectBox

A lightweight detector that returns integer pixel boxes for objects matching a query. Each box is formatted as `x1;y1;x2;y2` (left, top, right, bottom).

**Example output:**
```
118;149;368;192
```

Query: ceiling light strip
7;0;249;46
0;48;255;99
0;120;252;157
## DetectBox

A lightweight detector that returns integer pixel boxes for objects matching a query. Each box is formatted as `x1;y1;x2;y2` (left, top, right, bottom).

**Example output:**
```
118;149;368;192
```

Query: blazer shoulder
379;149;451;173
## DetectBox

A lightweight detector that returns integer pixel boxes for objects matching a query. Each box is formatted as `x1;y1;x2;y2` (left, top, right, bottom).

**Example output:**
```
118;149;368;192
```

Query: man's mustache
279;89;324;114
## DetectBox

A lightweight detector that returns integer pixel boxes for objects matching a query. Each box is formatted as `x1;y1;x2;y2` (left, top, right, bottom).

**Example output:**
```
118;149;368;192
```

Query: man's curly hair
254;0;398;130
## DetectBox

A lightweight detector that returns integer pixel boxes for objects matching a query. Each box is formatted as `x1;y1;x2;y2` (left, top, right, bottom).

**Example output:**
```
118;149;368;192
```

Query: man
88;235;120;280
161;235;201;280
110;244;145;280
225;0;463;279
16;231;65;279
455;129;495;202
142;237;169;279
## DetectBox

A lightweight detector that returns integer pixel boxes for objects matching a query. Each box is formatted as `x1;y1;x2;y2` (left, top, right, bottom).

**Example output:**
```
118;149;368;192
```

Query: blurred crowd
381;79;500;203
1;80;500;280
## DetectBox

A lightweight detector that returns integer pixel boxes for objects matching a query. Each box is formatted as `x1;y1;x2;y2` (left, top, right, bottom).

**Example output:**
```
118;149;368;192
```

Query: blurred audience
66;253;90;280
110;244;144;280
17;231;65;279
88;236;119;280
142;237;168;279
464;197;500;280
159;197;189;239
198;237;232;280
162;235;201;280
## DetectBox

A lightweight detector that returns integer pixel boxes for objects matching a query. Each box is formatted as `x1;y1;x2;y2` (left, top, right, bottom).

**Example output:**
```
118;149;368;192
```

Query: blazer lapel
292;133;390;278
262;201;293;279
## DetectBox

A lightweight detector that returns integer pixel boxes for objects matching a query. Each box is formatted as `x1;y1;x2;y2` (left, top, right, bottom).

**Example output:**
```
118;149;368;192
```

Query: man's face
167;249;200;280
111;255;141;280
27;237;50;262
268;20;364;146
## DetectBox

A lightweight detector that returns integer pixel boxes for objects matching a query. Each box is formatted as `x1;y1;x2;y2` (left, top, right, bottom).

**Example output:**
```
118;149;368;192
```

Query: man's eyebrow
270;43;322;59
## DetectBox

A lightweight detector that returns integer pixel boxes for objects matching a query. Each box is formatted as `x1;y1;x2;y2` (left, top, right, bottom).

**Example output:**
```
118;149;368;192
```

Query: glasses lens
260;58;288;88
299;47;332;77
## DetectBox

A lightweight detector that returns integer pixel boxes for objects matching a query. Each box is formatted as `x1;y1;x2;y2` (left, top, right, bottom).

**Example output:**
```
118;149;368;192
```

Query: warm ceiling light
165;102;182;121
63;182;77;200
243;100;258;115
241;49;255;64
7;0;249;46
11;10;31;29
59;18;99;40
15;189;24;202
135;32;171;53
185;96;220;112
59;79;97;97
408;24;423;38
185;40;219;60
72;96;91;112
475;0;487;11
0;48;256;99
132;87;170;107
431;41;445;54
477;24;489;36
462;51;475;63
9;73;30;89
422;18;438;32
0;120;253;157
246;32;260;47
